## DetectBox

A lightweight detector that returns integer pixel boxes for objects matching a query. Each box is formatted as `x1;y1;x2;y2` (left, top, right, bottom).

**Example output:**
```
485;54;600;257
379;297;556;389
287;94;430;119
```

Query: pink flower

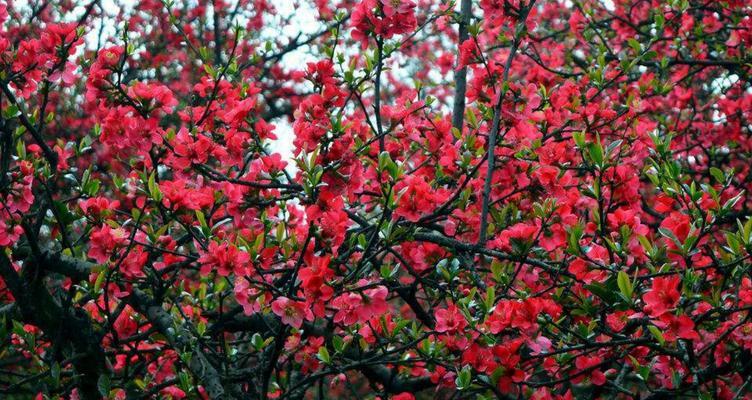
332;292;363;325
0;218;23;247
88;225;129;264
234;278;262;315
160;386;186;399
332;285;389;325
380;0;416;17
79;197;120;219
271;297;313;329
435;303;467;333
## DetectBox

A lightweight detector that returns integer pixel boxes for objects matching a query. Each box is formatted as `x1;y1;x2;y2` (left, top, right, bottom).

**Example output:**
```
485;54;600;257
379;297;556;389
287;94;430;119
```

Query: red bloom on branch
493;222;539;252
643;276;681;317
660;211;692;243
394;174;442;222
332;285;389;325
654;314;700;342
271;297;313;329
198;241;250;277
2;0;751;397
573;355;606;386
435;303;467;334
88;225;129;264
379;0;416;17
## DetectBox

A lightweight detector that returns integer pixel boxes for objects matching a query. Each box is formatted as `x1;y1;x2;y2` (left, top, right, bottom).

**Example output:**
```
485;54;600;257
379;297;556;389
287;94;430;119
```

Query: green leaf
332;336;345;354
484;286;496;312
638;235;654;254
648;325;665;345
93;270;107;293
50;362;61;386
709;167;725;183
455;365;472;390
658;227;683;248
97;374;111;397
16;138;26;159
588;137;604;168
627;38;641;53
654;11;665;29
251;333;265;350
196;210;207;229
466;108;478;128
2;104;20;118
585;279;618;305
572;130;586;148
317;346;331;364
490;259;504;282
617;270;633;299
53;200;77;225
147;171;162;201
643;50;658;61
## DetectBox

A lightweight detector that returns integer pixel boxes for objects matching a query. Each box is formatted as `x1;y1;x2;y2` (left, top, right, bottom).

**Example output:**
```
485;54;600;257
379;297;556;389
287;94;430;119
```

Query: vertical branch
129;288;230;400
451;0;472;131
478;1;535;245
212;0;222;65
374;37;385;152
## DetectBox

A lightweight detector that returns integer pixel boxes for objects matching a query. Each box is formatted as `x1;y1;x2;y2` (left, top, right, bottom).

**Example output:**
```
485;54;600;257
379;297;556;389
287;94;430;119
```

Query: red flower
298;255;335;316
493;339;526;391
332;285;389;325
271;297;313;329
171;128;214;169
457;39;479;69
198;241;250;277
573;355;606;386
394;174;441;222
606;310;631;332
88;225;129;264
160;386;186;399
128;82;178;113
607;207;649;235
654;314;700;342
660;211;692;242
643;276;681;317
435;303;467;334
0;218;23;247
221;96;258;127
493;222;539;252
79;197;120;219
487;298;561;334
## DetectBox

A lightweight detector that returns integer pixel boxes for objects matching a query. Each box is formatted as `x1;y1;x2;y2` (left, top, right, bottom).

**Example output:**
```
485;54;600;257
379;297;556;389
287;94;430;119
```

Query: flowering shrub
1;0;752;399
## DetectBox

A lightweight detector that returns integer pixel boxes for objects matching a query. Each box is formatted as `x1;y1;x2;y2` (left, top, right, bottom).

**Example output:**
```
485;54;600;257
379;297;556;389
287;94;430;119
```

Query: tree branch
128;288;232;400
451;0;472;131
478;0;535;245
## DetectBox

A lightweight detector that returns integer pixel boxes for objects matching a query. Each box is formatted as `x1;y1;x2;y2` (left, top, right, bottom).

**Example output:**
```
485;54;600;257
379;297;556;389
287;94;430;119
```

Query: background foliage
1;0;752;399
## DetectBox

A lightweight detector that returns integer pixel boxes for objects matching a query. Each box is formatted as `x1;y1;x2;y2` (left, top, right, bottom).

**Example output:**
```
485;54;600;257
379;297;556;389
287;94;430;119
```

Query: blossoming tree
1;0;752;399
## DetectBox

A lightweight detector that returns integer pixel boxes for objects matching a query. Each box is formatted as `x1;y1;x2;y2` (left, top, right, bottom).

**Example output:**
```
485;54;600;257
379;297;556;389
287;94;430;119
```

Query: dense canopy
1;0;752;399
